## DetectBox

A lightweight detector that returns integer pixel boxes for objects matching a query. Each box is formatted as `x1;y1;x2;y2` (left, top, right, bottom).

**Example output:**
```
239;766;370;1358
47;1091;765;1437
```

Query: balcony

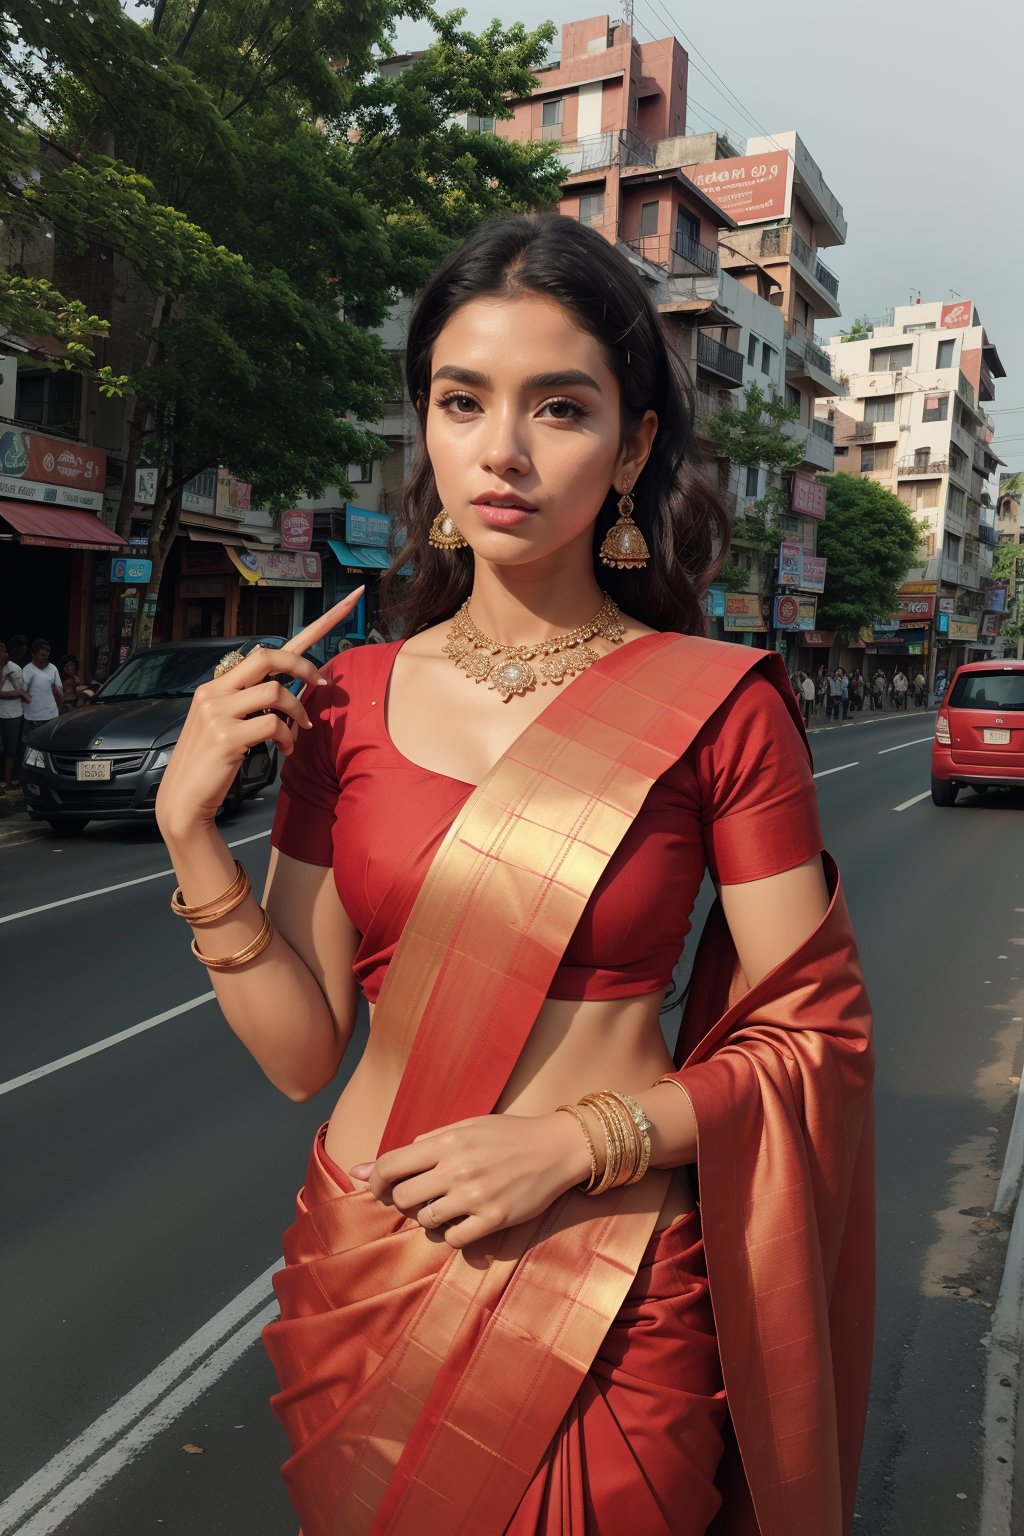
980;523;999;547
811;417;834;444
696;332;745;387
755;226;841;316
559;130;656;178
784;419;834;472
897;456;948;476
670;229;718;278
785;329;840;394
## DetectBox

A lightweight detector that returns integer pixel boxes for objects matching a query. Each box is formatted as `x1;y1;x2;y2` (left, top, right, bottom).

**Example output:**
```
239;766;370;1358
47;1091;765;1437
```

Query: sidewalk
805;704;937;734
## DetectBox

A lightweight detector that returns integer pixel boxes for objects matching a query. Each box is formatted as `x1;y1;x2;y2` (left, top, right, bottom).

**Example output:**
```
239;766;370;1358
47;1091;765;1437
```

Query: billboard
894;595;936;625
684;151;791;225
777;542;827;593
280;508;314;550
947;616;978;641
791;474;827;520
723;593;766;632
774;594;817;631
0;427;106;512
228;548;322;587
940;300;973;330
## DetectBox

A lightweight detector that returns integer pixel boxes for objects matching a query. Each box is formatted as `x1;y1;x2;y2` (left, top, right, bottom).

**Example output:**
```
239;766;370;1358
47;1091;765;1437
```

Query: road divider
0;1261;280;1535
0;993;215;1097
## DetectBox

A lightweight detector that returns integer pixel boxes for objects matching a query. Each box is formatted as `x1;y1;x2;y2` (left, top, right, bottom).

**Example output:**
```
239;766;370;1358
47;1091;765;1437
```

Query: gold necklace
443;594;626;702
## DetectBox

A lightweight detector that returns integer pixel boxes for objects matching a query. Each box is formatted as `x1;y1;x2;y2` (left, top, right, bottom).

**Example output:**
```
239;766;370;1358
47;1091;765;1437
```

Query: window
913;446;930;468
901;480;939;509
947;486;965;515
541;98;563;125
638;201;659;238
675;208;699;244
861;445;893;473
903;321;936;333
936;338;955;369
785;384;801;411
578;191;604;225
760;342;776;378
747;334;758;366
864;394;896;422
14;369;81;431
949;447;967;477
944;530;962;559
923;392;949;422
869;344;913;372
949;672;1024;711
834;445;849;457
347;463;373;484
744;465;761;499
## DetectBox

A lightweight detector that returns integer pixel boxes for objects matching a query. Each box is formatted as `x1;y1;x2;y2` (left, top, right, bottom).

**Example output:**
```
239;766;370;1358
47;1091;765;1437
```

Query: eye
435;391;479;417
539;396;588;423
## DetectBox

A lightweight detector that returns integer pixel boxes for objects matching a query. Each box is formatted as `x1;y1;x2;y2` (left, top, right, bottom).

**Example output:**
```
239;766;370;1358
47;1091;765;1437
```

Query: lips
471;492;537;529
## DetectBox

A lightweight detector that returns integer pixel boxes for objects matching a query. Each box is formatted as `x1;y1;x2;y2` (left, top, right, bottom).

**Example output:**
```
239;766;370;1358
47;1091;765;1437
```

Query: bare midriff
322;989;697;1231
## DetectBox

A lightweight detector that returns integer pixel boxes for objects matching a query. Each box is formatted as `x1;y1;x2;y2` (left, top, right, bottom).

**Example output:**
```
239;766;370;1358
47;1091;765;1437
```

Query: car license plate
984;729;1011;745
77;759;112;781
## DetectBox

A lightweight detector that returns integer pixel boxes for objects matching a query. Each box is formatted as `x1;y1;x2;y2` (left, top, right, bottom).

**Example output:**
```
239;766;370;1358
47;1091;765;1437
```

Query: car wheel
931;777;958;807
46;816;90;834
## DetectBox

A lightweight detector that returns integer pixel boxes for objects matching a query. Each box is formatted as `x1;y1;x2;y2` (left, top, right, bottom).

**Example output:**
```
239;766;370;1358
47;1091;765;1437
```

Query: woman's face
424;293;656;570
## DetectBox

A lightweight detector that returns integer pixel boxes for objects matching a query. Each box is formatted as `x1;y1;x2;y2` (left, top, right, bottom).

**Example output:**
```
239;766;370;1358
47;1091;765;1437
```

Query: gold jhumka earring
598;480;650;571
428;508;469;550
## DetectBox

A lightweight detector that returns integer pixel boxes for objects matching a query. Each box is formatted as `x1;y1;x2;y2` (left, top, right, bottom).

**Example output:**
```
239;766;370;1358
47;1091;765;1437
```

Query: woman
156;215;873;1536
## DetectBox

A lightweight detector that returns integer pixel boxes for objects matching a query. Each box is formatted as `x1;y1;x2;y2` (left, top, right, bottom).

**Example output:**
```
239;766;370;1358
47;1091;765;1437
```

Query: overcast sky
398;0;1024;474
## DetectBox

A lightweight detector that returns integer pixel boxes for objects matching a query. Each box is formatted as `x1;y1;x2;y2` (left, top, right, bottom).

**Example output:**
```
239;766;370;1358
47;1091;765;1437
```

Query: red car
931;659;1024;805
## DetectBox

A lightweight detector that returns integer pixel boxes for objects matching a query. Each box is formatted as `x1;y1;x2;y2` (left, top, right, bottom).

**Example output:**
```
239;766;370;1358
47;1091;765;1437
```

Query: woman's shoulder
320;639;401;691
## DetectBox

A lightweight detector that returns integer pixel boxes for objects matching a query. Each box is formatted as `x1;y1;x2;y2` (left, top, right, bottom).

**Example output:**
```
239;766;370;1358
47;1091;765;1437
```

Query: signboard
777;541;802;586
774;594;817;631
980;612;1002;638
791;474;827;520
704;586;726;618
936;612;948;634
181;468;217;515
111;557;153;584
938;597;955;614
985;584;1009;614
0;427;106;512
346;506;391;549
947;616;978;641
895;595;936;624
228;547;322;588
800;631;836;648
216;472;251;521
280;508;314;551
940;300;973;330
802;555;827;593
684;151;791;225
135;467;158;505
0;355;15;419
899;581;938;595
723;593;766;632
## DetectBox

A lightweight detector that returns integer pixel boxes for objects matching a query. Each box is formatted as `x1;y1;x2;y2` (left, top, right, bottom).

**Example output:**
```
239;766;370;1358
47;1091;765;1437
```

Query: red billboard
280;508;314;550
27;432;106;491
684;151;790;226
940;301;973;330
791;474;827;519
895;595;935;625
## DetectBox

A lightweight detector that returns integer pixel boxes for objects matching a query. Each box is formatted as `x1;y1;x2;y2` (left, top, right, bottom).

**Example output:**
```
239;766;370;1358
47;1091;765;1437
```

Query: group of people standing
794;662;929;727
0;635;91;792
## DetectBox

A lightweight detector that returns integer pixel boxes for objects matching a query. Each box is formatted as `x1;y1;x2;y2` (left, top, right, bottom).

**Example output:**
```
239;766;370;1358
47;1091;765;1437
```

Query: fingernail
349;1162;373;1180
317;679;330;687
301;720;313;730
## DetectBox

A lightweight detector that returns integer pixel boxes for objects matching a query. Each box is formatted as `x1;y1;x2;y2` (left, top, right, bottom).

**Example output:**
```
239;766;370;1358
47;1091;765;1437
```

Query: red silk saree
263;633;874;1535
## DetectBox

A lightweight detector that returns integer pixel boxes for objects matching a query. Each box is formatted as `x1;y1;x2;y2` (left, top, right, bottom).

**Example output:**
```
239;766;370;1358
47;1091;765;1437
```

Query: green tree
1;0;562;644
989;542;1024;650
816;473;925;641
838;316;872;343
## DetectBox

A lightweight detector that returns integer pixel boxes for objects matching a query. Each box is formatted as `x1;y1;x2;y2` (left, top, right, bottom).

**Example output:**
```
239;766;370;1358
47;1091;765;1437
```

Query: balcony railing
672;229;718;276
791;229;813;267
810;417;834;443
696;332;744;386
980;523;998;547
853;421;875;441
814;258;840;300
897;456;948;476
786;332;836;381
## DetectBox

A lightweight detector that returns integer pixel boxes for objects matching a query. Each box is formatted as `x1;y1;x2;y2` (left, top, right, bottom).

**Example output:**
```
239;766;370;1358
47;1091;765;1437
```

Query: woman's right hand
155;589;365;838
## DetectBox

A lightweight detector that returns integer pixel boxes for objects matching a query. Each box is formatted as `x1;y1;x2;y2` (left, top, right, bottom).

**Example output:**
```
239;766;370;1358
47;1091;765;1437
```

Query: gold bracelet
582;1093;632;1195
171;860;251;926
608;1092;653;1186
556;1104;599;1193
191;908;274;970
583;1095;617;1195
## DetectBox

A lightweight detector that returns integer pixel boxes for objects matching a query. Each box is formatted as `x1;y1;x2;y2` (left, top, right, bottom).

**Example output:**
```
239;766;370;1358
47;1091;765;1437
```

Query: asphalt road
2;701;1023;1536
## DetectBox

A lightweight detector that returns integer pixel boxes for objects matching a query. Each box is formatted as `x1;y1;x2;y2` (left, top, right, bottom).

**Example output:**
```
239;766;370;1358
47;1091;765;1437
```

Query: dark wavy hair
380;213;729;637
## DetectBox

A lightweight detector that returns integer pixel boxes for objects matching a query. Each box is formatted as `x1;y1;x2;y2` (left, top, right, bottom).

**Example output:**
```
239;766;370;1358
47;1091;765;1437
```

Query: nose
479;406;531;479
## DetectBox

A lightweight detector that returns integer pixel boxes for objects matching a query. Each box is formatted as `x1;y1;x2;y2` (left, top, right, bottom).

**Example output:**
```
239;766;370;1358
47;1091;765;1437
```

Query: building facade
821;300;1007;678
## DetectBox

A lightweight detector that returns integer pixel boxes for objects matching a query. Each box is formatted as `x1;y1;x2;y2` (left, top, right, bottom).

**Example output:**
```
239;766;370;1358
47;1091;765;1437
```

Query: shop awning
328;537;391;570
0;499;126;551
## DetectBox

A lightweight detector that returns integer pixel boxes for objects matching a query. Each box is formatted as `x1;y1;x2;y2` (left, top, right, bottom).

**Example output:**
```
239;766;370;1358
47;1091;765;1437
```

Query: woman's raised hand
155;588;364;836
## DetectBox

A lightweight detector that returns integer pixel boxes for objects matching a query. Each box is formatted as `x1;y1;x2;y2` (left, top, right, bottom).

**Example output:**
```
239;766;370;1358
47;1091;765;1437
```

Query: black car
20;636;299;833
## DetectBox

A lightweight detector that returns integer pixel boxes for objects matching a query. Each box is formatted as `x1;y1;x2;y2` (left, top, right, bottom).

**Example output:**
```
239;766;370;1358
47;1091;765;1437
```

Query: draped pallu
263;632;874;1536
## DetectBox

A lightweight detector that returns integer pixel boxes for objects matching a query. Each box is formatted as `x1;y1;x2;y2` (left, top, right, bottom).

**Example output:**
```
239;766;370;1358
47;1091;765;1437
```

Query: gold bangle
557;1104;599;1193
608;1092;653;1186
582;1095;617;1195
171;860;251;926
582;1093;632;1195
191;908;274;970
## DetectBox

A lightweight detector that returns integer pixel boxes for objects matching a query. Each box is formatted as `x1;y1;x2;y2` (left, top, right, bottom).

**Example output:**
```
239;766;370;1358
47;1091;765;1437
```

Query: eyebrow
431;365;603;394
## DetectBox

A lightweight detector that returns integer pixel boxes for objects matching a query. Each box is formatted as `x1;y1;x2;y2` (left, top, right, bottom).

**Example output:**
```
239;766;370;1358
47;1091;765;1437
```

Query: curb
806;708;937;736
981;1185;1024;1535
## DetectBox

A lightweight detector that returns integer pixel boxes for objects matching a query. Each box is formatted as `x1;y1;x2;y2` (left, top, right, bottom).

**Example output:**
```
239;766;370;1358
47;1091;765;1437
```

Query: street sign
135;467;158;505
111;557;153;583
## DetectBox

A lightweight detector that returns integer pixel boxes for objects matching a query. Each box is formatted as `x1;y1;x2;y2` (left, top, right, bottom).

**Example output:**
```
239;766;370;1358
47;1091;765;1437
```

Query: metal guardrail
696;332;744;385
814;259;840;299
672;230;718;275
810;418;834;443
897;456;948;476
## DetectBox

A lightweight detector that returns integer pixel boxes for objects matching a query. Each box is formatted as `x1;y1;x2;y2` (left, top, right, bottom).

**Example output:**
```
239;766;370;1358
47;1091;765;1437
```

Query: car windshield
95;647;249;700
949;672;1024;712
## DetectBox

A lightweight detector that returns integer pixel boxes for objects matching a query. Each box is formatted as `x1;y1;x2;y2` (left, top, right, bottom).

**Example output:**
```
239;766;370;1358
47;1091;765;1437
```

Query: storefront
229;547;322;640
0;428;125;665
322;506;396;647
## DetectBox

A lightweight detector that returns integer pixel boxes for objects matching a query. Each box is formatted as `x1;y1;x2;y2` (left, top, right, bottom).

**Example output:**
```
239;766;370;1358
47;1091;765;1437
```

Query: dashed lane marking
893;790;932;813
0;993;215;1097
0;828;270;926
812;762;859;779
878;737;935;754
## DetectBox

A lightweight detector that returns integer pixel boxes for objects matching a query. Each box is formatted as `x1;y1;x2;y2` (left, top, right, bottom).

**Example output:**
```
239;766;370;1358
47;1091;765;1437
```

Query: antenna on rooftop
949;288;961;300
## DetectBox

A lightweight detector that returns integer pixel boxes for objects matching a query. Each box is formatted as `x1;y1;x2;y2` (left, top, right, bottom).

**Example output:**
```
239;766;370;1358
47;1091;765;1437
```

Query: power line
628;13;748;146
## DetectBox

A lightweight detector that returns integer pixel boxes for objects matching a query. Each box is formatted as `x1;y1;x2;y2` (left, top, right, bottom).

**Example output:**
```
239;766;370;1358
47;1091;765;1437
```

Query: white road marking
0;828;270;926
893;790;931;813
0;993;215;1097
877;737;934;754
813;762;859;779
0;1264;280;1535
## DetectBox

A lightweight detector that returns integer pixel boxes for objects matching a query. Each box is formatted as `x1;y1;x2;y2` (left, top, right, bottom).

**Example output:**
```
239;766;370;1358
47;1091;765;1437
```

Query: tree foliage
816;473;925;638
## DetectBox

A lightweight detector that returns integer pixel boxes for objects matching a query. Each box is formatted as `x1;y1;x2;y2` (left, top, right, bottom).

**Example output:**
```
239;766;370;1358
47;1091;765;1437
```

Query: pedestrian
0;638;28;790
816;662;828;715
21;639;63;745
799;668;816;727
933;667;947;706
871;668;886;711
913;669;927;708
155;213;873;1535
58;653;86;712
849;670;865;713
892;669;909;712
826;668;843;720
837;667;850;721
7;633;29;670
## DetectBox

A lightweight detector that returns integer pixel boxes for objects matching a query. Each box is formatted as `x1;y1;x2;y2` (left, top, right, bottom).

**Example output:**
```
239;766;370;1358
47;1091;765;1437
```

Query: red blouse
270;636;824;1004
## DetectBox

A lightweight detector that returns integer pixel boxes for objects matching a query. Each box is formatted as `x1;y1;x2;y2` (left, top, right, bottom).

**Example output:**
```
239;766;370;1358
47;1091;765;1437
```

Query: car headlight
23;746;47;770
152;745;175;771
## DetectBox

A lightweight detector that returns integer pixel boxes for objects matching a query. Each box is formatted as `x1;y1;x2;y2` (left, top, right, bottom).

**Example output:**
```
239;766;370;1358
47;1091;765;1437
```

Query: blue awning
328;538;391;570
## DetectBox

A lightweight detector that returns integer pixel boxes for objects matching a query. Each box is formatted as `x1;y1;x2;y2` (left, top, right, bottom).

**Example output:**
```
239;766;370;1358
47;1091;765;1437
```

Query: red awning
0;500;126;552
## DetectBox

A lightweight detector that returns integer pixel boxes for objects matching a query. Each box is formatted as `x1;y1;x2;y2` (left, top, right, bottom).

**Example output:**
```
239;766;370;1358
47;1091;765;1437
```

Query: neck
464;550;608;647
